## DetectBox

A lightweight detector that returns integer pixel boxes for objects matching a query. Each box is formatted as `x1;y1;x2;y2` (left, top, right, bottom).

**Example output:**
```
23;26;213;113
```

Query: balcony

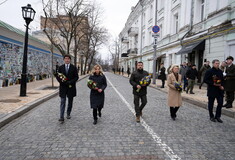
121;37;129;43
128;48;138;56
121;53;128;58
128;27;138;37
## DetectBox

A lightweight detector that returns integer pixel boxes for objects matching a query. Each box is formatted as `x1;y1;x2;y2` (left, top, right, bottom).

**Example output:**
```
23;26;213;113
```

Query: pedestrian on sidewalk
179;62;188;91
56;55;79;123
89;65;107;125
223;56;235;109
167;65;182;121
127;66;131;77
204;59;224;123
130;62;150;123
186;64;198;94
121;66;124;75
199;61;211;89
159;63;166;88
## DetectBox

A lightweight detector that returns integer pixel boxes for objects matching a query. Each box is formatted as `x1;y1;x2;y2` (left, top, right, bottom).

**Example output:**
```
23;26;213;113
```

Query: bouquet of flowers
137;76;151;92
212;75;221;84
174;82;182;92
56;72;72;88
87;80;98;90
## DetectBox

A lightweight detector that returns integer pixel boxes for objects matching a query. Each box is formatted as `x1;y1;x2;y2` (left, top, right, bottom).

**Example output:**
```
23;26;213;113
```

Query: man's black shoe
223;103;229;108
186;90;188;94
190;92;195;94
210;118;216;122
215;118;223;123
226;104;233;109
93;120;97;125
66;115;71;119
58;118;64;123
171;116;176;121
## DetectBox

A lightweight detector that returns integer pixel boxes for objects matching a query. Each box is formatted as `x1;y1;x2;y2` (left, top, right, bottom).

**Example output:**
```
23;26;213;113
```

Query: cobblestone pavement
0;72;234;160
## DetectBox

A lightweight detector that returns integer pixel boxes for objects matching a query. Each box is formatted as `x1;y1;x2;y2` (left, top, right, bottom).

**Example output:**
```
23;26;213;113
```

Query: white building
119;0;235;74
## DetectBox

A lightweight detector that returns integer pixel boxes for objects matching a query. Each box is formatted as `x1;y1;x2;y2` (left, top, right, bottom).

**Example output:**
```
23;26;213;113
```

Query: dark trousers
183;77;188;91
161;80;165;88
93;108;102;120
60;97;74;119
226;91;234;105
134;95;147;117
170;107;179;117
208;96;223;118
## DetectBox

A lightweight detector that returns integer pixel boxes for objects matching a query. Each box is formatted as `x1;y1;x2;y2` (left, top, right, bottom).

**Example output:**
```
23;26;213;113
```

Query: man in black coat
186;64;198;94
159;63;166;88
56;55;79;122
130;62;150;123
223;56;235;108
204;59;224;123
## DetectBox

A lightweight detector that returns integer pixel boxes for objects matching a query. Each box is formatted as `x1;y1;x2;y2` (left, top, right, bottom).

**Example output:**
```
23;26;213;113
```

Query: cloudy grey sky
0;0;138;59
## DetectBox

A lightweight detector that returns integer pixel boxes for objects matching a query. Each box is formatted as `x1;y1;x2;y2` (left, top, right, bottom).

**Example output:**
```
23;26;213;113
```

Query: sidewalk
0;75;88;128
115;72;235;119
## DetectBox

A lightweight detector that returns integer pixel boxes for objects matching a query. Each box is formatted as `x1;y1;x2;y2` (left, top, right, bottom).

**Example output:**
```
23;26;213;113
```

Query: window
142;34;145;48
175;14;179;33
149;5;153;19
143;13;146;26
201;0;205;21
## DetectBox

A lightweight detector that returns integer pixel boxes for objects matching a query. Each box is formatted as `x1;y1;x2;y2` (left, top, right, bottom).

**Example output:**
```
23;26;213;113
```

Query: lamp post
20;4;36;96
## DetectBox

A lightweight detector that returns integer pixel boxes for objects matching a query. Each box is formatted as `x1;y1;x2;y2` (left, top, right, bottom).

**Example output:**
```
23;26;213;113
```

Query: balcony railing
128;27;138;37
121;37;129;43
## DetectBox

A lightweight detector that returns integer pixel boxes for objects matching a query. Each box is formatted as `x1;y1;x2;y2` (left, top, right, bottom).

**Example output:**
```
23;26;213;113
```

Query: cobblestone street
0;72;234;160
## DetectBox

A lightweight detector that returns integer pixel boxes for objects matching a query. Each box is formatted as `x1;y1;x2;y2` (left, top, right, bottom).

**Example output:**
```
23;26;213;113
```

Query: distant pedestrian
118;68;121;75
199;61;211;89
204;59;224;123
130;62;150;123
112;68;115;74
121;66;124;75
167;65;182;120
56;55;79;123
127;66;131;77
88;65;107;125
179;62;188;91
223;56;235;109
186;64;198;94
159;63;166;88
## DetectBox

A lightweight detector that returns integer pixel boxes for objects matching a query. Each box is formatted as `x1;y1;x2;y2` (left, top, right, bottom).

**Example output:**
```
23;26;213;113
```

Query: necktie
66;64;69;74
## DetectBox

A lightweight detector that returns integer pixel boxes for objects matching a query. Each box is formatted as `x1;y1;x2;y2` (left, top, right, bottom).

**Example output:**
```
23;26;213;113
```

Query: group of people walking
56;54;234;125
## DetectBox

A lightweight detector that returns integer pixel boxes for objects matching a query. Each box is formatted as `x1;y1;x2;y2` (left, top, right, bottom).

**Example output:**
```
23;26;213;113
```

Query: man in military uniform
223;56;235;108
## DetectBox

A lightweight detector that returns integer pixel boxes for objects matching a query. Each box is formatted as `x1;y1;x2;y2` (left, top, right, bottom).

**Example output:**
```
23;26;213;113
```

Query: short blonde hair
91;64;104;75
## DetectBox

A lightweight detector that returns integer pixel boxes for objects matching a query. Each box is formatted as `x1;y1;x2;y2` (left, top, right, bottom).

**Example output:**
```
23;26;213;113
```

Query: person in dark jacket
179;62;188;91
127;66;131;77
199;61;211;89
89;64;107;125
121;66;124;75
186;64;198;94
204;59;224;123
130;62;150;123
159;63;166;88
56;55;79;123
223;56;235;108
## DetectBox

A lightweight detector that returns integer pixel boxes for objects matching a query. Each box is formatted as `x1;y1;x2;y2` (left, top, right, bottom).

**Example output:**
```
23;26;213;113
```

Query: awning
176;40;205;55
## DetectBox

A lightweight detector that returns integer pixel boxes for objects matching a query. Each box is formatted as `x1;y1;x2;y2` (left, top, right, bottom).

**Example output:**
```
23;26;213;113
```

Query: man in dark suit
130;62;150;123
223;56;235;108
204;59;224;123
159;63;166;88
56;55;79;123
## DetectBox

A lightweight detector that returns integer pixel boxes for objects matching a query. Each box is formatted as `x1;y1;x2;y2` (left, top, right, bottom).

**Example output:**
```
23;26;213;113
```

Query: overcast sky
0;0;139;59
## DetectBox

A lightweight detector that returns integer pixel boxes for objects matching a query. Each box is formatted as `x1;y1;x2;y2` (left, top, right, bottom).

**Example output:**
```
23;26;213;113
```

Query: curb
116;73;235;119
0;75;89;129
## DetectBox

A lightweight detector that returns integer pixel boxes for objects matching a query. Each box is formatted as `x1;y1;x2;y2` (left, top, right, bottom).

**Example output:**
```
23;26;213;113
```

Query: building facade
119;0;235;74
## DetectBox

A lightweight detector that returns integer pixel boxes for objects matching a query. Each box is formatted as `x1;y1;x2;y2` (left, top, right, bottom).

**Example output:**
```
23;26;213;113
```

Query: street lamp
20;4;36;96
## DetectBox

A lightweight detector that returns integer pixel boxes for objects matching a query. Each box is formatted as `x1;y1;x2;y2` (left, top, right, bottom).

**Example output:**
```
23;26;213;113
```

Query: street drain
0;99;21;103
